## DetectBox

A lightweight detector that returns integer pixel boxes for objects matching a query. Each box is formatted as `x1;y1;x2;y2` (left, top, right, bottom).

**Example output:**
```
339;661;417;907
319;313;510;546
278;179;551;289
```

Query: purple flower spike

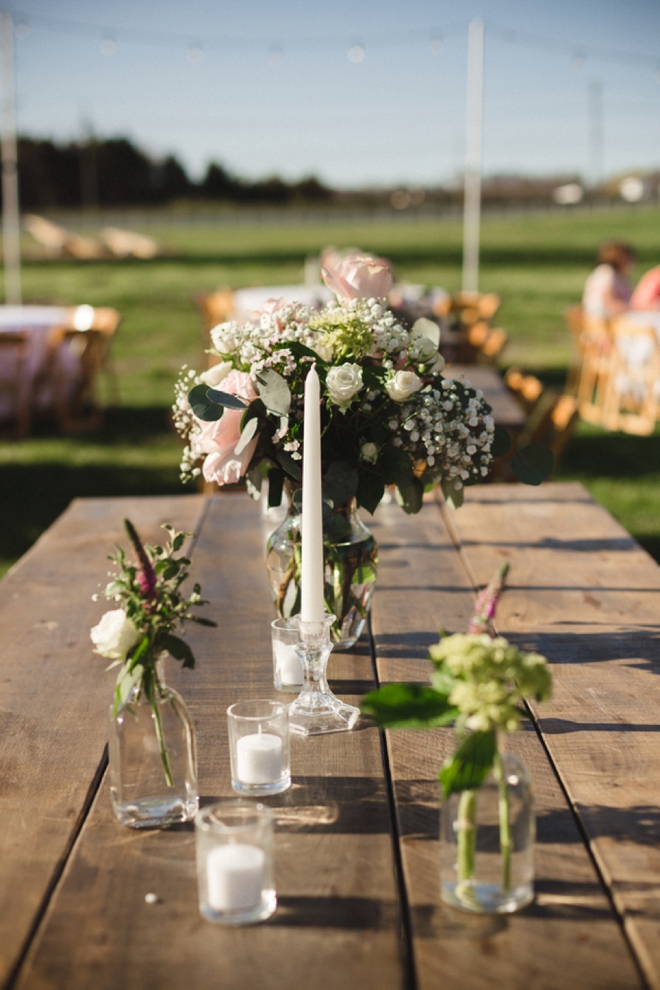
124;519;157;600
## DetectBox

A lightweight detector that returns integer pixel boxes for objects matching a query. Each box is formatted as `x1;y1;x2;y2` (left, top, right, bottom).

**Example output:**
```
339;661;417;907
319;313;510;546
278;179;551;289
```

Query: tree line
16;136;333;208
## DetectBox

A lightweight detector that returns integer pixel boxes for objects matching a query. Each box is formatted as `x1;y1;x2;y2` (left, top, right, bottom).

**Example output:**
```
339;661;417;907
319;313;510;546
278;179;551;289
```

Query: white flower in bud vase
386;370;422;402
321;253;393;302
326;363;364;411
90;609;141;660
199;361;233;387
360;442;378;463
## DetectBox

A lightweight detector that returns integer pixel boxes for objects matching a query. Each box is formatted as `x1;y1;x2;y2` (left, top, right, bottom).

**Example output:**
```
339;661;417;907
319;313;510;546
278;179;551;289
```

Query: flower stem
151;696;175;788
493;751;511;894
457;788;477;881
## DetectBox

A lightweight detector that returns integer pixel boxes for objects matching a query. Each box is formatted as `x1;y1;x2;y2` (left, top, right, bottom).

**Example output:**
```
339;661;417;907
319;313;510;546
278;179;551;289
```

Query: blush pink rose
191;370;259;486
321;253;393;302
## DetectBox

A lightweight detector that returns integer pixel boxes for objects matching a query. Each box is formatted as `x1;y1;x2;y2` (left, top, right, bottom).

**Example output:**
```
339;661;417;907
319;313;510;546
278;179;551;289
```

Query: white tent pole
1;8;21;304
462;17;484;294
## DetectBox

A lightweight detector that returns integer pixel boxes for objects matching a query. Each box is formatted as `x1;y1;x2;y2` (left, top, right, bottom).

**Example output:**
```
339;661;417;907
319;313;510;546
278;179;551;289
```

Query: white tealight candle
274;640;303;686
236;732;284;784
206;843;265;912
300;364;326;623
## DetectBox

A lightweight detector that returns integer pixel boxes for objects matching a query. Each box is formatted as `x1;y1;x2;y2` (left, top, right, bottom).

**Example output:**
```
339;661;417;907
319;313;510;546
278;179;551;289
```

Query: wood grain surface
370;495;643;990
13;494;404;990
0;495;207;989
443;482;660;990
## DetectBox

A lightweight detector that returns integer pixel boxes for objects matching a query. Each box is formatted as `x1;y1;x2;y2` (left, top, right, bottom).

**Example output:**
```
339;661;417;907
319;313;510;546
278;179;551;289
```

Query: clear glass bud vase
440;751;534;913
109;660;198;829
266;495;378;650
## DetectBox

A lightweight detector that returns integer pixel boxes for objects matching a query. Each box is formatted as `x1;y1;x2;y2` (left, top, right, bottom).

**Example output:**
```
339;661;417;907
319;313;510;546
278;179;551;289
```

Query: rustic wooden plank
0;495;207;989
369;496;643;990
15;494;404;990
445;364;526;430
443;482;660;989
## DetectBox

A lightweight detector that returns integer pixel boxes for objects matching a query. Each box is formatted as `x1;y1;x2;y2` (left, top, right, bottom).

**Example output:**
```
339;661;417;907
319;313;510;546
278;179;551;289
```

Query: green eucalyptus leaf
412;317;441;348
161;632;196;670
276;450;303;482
361;683;457;729
267;468;284;507
256;369;291;416
439;729;497;799
188;383;224;422
323;461;359;506
511;442;554;486
441;477;464;509
207;387;249;411
395;475;424;514
380;446;414;487
356;470;386;515
492;425;512;459
172;533;185;552
234;416;259;456
288;341;325;364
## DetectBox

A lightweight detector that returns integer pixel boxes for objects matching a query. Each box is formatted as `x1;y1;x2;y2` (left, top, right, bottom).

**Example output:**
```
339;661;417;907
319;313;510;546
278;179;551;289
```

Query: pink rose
191;370;259;486
321;253;393;302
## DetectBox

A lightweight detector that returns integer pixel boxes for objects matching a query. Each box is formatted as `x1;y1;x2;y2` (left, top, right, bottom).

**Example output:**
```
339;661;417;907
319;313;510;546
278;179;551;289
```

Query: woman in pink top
630;265;660;311
582;240;635;320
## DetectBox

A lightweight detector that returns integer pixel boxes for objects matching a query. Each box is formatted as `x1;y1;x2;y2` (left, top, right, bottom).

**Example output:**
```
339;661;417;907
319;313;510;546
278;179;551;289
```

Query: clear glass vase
266;495;378;650
440;751;534;913
109;661;198;829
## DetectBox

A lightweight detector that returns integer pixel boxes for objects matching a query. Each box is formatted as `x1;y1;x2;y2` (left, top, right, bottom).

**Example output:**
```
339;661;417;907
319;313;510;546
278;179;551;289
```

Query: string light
348;44;365;64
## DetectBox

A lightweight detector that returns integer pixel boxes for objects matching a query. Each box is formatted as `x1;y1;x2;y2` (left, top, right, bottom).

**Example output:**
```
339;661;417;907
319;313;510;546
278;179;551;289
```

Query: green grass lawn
2;204;659;576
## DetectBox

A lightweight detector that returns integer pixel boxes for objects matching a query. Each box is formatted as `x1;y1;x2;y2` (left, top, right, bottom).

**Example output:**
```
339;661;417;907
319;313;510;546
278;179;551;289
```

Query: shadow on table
271;895;399;930
502;629;660;672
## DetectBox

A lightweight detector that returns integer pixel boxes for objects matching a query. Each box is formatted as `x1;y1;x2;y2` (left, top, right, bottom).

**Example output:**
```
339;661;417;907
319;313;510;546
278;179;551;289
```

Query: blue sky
12;0;660;187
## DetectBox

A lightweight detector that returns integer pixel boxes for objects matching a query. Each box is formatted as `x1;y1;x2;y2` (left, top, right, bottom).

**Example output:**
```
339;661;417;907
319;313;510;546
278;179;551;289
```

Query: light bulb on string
348;44;365;64
268;47;284;68
429;33;443;55
187;43;204;64
100;35;117;56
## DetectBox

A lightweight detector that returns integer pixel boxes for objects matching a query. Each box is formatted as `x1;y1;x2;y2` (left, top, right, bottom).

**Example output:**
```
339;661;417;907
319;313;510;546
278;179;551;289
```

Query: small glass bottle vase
109;661;198;829
440;751;534;913
266;496;378;650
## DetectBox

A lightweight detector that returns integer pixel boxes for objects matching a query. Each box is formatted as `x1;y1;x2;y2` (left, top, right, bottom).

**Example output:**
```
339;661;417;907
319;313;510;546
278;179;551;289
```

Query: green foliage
361;682;458;728
439;729;497;799
511;442;555;485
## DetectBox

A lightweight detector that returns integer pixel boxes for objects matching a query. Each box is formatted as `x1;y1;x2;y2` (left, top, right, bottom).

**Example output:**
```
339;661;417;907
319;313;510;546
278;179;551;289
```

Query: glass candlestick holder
287;613;359;736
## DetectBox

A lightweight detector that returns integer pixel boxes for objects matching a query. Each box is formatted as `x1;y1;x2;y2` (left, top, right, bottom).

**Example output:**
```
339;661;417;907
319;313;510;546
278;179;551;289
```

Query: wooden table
2;484;659;990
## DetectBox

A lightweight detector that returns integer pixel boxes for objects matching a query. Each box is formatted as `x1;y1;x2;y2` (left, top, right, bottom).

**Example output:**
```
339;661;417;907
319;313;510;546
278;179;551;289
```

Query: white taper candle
300;363;325;622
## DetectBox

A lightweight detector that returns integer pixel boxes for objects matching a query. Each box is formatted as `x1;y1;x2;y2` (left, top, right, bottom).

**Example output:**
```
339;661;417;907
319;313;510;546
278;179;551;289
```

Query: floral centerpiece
361;570;552;913
173;255;498;643
91;520;215;828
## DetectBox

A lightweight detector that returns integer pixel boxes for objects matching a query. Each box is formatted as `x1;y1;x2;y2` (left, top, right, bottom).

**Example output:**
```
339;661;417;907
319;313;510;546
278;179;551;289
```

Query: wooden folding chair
479;327;508;364
50;307;121;432
504;367;544;414
0;331;32;438
601;317;660;435
573;314;613;426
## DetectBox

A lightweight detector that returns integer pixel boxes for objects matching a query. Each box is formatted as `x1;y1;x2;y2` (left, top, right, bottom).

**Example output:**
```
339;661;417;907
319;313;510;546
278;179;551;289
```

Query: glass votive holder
271;617;303;692
227;699;291;796
195;800;276;925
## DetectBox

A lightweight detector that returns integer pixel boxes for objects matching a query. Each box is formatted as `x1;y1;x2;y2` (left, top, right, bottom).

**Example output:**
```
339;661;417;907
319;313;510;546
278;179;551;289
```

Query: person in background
582;240;636;320
630;265;660;311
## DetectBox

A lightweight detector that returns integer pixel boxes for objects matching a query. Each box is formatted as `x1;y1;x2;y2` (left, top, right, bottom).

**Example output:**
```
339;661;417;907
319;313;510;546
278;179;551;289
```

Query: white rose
199;361;233;387
325;363;364;411
90;609;141;660
386;370;422;402
360;442;378;463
